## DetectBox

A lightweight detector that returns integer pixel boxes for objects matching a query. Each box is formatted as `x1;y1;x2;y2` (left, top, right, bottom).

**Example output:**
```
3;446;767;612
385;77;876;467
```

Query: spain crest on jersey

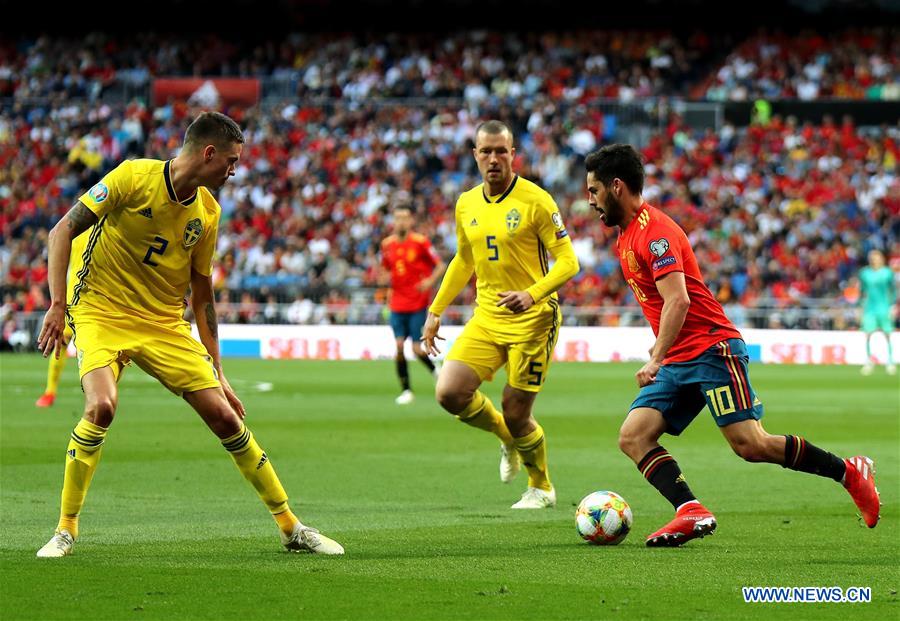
625;249;641;275
183;218;203;248
506;208;521;235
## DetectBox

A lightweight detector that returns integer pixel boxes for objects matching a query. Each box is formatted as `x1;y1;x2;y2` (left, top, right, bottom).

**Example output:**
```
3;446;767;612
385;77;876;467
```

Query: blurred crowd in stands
2;28;896;103
1;28;898;343
704;28;899;101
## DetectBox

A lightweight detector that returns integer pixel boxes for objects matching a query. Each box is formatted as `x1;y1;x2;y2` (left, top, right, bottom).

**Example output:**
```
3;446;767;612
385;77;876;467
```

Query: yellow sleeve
192;200;220;277
428;200;475;316
66;232;90;303
78;160;134;218
525;195;580;303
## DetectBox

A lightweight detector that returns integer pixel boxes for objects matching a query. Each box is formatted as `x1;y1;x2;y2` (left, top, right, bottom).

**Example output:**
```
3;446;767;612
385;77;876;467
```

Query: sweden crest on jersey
506;208;521;235
183;218;203;248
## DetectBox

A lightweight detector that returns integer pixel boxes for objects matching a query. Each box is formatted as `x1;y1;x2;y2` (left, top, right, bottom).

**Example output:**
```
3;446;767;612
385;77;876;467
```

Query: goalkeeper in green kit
858;249;896;376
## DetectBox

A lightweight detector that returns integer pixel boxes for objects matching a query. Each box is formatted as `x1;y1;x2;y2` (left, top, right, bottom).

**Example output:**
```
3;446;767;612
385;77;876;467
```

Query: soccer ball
575;491;633;545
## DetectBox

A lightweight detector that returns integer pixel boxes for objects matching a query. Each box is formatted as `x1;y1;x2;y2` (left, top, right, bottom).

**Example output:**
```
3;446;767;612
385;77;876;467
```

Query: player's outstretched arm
190;268;246;418
37;201;97;357
422;253;473;354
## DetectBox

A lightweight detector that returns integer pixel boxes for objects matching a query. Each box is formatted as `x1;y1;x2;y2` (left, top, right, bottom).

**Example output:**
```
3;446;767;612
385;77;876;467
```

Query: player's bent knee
617;429;641;459
617;420;656;460
729;438;766;463
435;386;468;414
84;396;117;426
616;432;631;456
208;405;242;438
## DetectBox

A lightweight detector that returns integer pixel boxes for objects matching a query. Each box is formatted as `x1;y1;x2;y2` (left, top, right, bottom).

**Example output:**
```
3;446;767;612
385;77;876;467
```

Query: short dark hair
474;119;514;144
584;144;644;194
183;111;244;151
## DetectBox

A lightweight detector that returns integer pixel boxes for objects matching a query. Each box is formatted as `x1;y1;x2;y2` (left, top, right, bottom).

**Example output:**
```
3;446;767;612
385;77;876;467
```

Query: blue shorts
390;309;427;340
630;338;764;435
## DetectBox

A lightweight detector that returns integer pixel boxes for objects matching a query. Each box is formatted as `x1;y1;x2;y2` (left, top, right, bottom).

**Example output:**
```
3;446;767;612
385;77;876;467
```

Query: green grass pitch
1;354;897;620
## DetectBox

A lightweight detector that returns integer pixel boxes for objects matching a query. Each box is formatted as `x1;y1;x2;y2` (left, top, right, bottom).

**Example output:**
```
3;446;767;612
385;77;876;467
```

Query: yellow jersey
431;175;578;326
72;159;220;323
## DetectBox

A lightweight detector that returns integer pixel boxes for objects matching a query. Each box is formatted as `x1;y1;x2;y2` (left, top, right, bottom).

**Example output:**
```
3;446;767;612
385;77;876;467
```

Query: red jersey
616;204;742;363
381;232;441;312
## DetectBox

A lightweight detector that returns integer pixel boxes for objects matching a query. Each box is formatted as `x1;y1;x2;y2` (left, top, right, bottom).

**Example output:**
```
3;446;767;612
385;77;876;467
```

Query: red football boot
646;502;717;547
35;393;56;408
843;456;880;528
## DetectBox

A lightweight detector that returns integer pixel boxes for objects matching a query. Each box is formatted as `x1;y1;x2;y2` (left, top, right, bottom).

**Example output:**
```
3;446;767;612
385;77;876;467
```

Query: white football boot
499;443;520;483
281;523;344;555
860;363;874;376
36;530;75;558
395;390;414;405
511;486;557;509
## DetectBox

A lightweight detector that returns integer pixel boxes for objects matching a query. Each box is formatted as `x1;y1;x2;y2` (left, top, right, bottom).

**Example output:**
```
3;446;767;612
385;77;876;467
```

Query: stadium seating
1;30;897;334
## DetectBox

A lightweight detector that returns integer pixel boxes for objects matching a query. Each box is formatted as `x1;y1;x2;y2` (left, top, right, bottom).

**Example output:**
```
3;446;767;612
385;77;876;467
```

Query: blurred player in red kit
380;204;446;404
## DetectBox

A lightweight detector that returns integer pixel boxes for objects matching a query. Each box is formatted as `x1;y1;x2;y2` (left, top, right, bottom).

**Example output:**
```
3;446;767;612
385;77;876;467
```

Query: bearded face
587;172;626;227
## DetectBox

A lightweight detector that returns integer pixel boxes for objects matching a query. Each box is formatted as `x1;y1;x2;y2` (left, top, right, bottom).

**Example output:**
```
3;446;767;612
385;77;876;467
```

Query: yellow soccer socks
221;425;296;535
513;424;552;491
44;348;68;396
58;418;108;539
456;391;514;445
